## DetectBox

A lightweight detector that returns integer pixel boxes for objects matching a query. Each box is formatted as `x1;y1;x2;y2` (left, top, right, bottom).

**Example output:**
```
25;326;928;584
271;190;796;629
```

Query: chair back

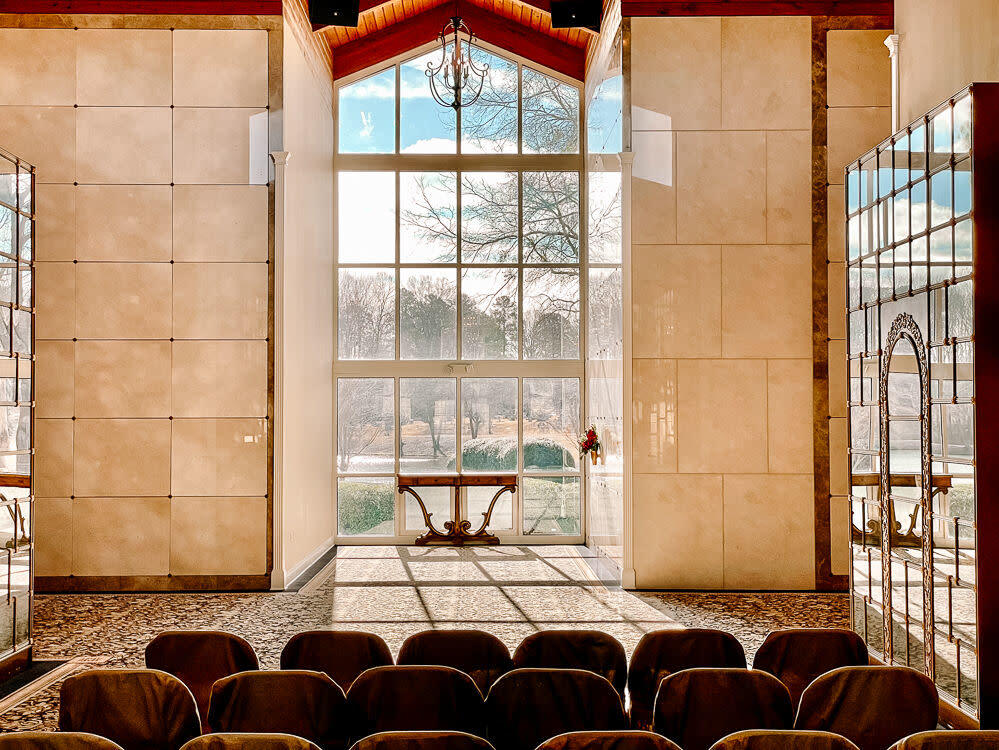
346;665;485;739
145;630;258;728
652;668;792;750
181;736;322;750
0;733;124;749
281;631;393;690
207;670;349;750
537;731;682;750
709;730;860;750
628;629;747;729
794;666;938;750
484;668;627;750
890;731;999;749
58;668;201;750
397;629;512;696
348;731;496;750
752;629;868;708
513;630;628;695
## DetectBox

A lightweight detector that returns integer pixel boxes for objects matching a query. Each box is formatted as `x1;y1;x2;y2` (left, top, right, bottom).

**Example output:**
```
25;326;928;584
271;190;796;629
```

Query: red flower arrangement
578;425;601;464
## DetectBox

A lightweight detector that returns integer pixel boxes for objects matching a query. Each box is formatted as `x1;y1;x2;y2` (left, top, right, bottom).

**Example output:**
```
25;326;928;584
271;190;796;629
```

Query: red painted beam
621;0;892;17
332;2;584;80
0;0;281;12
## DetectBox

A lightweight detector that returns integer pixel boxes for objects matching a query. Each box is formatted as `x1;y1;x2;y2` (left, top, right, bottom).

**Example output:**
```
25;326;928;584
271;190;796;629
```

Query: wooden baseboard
0;647;30;682
36;575;271;593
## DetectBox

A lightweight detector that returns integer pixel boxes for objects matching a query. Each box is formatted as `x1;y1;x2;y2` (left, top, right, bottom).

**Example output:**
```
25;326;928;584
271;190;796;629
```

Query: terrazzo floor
0;545;849;732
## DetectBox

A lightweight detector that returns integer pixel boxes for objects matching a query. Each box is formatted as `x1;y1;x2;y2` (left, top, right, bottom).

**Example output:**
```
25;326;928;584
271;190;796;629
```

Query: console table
397;473;517;546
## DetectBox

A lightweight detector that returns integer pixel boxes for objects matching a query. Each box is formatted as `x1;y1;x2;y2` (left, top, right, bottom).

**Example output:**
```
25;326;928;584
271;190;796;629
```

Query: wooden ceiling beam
356;0;551;15
620;1;892;17
0;0;281;12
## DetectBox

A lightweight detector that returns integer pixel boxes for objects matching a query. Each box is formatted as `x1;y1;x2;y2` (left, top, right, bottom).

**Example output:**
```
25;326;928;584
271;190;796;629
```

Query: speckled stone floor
0;545;849;732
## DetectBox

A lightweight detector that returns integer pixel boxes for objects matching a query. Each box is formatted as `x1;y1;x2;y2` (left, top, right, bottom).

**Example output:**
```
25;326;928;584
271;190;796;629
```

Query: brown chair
0;734;125;749
484;668;627;750
890;732;999;749
346;665;485;739
628;629;747;729
145;630;259;730
59;668;201;750
207;670;350;750
652;668;793;750
513;630;628;696
752;629;869;708
397;629;513;696
537;731;682;750
281;631;394;690
794;666;938;750
709;730;861;750
181;736;322;750
348;732;496;750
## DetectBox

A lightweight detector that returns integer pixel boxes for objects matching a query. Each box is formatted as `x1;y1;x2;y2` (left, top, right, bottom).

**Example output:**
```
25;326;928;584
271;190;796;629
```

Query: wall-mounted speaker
310;0;361;29
549;0;601;31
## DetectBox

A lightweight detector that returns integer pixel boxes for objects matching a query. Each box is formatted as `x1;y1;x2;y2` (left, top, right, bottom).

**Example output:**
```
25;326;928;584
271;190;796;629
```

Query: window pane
466;486;512;530
400;171;457;263
523;377;579;472
401;49;456;153
401;268;457;360
337;378;395;472
461;267;518;360
338;68;395;154
588;70;622;154
587;171;621;263
405;486;452;531
338;172;395;263
461;50;518;154
338;268;395;359
523;267;580;359
523;476;580;535
400;378;456;473
461;172;518;263
588;267;622;360
523;171;579;263
522;67;579;154
460;378;518;472
338;477;396;536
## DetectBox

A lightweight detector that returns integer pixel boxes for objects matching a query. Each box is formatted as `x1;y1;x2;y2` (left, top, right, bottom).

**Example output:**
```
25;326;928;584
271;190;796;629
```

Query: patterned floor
0;545;849;732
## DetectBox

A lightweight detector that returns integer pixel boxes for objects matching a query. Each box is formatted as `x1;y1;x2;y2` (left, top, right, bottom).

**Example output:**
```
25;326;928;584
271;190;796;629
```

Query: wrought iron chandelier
425;6;489;110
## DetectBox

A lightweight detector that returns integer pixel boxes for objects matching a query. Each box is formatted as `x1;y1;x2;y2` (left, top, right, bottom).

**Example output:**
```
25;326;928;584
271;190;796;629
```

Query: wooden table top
397;473;518;488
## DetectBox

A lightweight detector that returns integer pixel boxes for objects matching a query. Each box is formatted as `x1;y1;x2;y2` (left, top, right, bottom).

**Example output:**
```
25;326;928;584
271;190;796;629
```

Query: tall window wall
334;44;591;542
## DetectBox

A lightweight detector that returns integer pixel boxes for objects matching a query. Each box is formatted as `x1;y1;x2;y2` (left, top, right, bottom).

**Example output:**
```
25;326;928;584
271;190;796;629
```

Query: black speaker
310;0;361;29
549;0;601;31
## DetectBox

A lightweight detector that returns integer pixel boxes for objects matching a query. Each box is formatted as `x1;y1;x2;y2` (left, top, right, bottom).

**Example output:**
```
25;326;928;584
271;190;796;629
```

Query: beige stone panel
172;185;268;261
0;106;76;183
0;30;76;105
723;474;815;589
828;262;846;340
829;339;848;418
827;106;892;182
827;30;892;108
173;30;269;107
631;17;721;130
35;418;73;497
75;341;172;418
828;185;846;257
676;132;766;245
173;108;265;185
72;497;170;576
633;474;723;589
35;341;74;418
632;175;676;246
76;29;172;106
632;244;721;359
76;186;172;261
76;107;172;185
35;262;75;339
172;340;267;418
632;359;678;473
75;262;172;339
170;496;266;575
766;130;812;244
677;359;767;474
34;497;72;576
829;416;849;495
721;16;811;130
34;185;76;261
721;245;811;358
767;359;814;474
830;495;852;576
171;418;267;496
74;418;171;496
173;262;267;339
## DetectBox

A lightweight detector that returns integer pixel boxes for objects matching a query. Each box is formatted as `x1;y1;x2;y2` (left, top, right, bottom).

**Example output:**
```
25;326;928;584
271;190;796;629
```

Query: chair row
6;730;999;750
58;663;941;750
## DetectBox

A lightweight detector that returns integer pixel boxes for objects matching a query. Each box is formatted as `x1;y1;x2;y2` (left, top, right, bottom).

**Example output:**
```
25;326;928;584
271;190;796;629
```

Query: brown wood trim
0;647;30;683
37;575;272;593
0;474;30;489
622;1;891;17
